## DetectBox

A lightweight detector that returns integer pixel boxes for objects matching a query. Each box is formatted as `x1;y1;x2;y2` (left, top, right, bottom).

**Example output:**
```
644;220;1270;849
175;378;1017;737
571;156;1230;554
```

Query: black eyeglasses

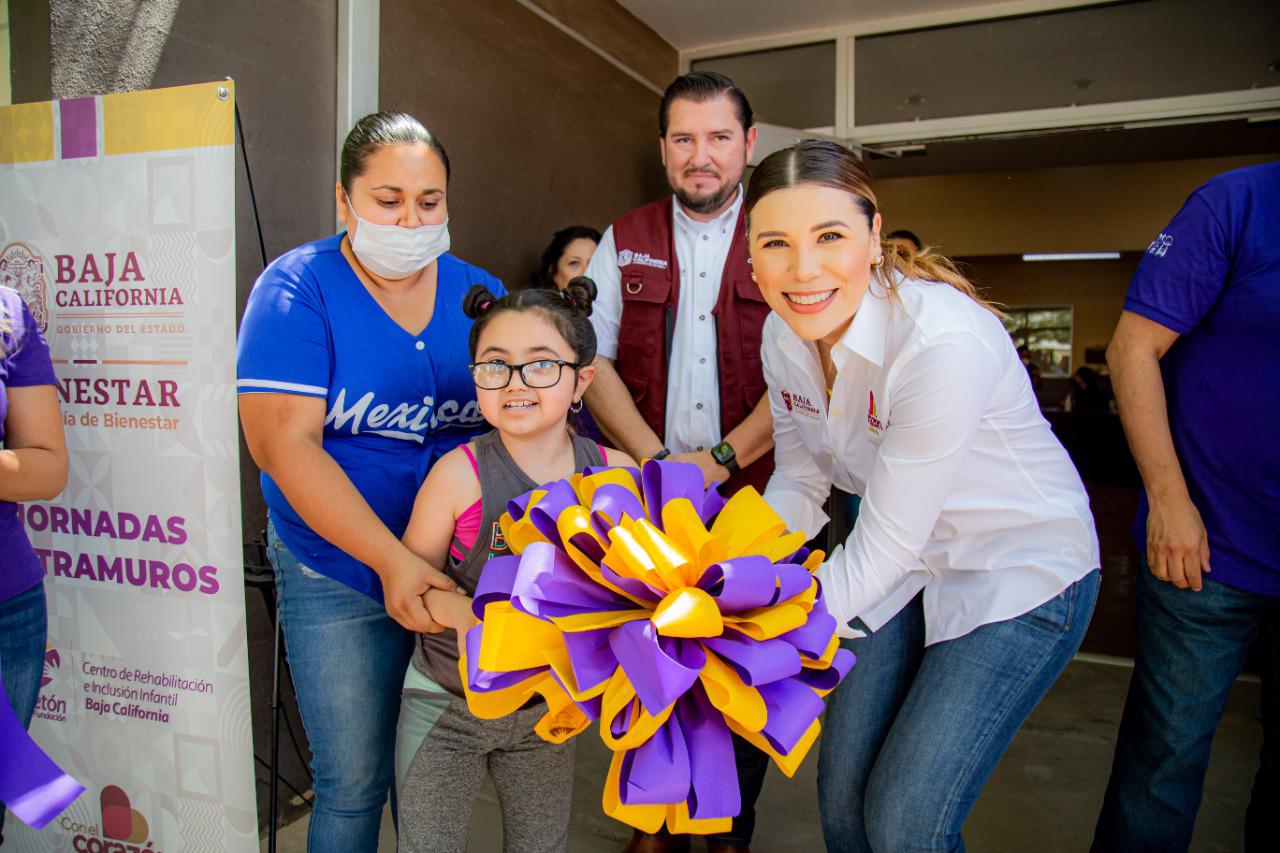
469;359;581;390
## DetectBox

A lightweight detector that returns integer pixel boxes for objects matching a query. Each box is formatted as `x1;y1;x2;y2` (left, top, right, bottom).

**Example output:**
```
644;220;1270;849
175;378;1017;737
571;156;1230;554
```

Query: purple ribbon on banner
0;661;84;829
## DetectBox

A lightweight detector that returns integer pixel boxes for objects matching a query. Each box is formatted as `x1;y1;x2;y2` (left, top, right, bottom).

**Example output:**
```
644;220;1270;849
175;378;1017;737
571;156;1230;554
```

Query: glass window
1003;306;1073;375
691;41;836;130
853;0;1280;126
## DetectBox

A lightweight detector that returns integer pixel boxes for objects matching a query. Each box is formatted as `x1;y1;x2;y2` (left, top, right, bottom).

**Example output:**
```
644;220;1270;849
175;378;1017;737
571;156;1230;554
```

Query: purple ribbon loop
471;554;521;617
0;662;84;829
591;484;646;530
757;679;825;755
513;542;637;618
699;557;812;613
620;710;691;806
779;596;837;658
641;459;708;530
525;480;582;546
677;686;740;820
561;628;619;694
796;648;857;692
609;621;705;714
702;629;802;686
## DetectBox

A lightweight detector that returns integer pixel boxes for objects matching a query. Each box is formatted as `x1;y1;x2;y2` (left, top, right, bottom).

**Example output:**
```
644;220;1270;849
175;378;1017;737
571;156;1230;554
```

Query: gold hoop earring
570;399;584;414
873;255;884;268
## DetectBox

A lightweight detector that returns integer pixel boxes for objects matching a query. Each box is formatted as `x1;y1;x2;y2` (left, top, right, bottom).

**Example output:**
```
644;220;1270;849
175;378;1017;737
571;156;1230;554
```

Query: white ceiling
616;0;1086;52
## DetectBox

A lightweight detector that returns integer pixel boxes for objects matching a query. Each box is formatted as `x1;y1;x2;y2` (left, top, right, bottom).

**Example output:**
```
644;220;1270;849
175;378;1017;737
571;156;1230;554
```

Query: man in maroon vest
584;72;774;853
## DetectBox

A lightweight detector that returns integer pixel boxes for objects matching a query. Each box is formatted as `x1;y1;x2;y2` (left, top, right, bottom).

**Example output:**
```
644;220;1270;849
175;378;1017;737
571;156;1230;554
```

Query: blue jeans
0;582;48;843
269;521;414;853
818;570;1099;853
1092;567;1280;852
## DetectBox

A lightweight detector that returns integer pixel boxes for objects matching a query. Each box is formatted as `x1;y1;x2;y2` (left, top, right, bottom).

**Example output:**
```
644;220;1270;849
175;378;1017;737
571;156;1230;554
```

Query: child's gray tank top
413;429;605;698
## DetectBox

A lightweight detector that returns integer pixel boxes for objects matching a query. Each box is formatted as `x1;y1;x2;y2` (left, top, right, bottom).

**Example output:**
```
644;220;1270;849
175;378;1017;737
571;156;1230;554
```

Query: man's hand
381;550;458;633
668;449;729;489
1146;492;1212;591
424;588;479;656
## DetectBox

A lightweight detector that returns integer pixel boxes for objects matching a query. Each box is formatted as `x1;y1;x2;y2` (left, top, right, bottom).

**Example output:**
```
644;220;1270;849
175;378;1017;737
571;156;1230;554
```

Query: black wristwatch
710;440;740;474
652;447;671;461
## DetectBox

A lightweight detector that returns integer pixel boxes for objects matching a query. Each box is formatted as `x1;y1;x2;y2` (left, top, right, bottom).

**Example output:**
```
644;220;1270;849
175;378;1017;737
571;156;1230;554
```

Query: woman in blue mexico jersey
236;112;504;852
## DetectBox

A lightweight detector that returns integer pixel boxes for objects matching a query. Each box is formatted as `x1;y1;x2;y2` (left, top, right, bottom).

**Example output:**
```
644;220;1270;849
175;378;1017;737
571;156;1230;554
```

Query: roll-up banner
1;80;255;851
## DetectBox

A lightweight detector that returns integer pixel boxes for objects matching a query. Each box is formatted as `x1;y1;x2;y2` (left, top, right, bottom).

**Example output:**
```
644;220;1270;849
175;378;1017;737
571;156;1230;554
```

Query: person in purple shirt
1093;162;1280;852
0;286;68;844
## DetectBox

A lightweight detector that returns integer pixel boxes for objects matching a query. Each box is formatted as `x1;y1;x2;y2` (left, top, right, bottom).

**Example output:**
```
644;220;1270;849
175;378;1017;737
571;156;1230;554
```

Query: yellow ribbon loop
726;716;822;778
627;519;696;591
477;601;564;671
697;652;767;733
577;467;643;508
599;670;676;750
660;499;726;582
709;488;788;556
651;587;725;638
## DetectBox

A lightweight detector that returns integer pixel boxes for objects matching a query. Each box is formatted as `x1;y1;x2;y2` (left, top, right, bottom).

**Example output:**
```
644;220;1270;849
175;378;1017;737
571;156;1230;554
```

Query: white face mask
345;198;450;280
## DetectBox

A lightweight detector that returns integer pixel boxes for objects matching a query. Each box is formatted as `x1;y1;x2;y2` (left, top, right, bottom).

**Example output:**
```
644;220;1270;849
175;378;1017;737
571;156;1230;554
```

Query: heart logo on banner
101;785;149;843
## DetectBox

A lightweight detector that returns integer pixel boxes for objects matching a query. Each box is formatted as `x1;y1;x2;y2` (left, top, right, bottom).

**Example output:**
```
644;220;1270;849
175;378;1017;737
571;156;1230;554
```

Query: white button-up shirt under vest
762;277;1099;645
589;189;745;454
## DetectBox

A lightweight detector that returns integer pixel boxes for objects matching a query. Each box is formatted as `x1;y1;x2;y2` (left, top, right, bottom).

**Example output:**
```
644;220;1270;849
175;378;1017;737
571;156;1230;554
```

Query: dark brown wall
150;0;339;539
526;0;678;91
9;0;53;103
381;0;673;289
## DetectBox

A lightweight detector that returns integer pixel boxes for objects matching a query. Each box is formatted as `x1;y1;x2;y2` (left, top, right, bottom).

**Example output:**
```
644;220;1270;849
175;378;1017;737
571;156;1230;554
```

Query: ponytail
878;240;1004;318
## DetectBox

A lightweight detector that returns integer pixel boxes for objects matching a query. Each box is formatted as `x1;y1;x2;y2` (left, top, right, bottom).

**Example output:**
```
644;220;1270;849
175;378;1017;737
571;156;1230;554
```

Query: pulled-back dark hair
659;71;753;137
530;226;602;290
746;140;1000;316
339;111;450;192
462;278;598;364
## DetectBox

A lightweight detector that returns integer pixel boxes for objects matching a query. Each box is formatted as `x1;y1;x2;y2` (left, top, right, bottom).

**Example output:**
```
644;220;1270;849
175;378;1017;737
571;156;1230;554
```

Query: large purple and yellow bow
461;459;854;835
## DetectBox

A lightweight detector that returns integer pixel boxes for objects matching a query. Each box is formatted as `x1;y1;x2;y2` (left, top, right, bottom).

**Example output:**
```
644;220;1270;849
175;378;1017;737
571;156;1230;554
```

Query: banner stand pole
269;613;283;853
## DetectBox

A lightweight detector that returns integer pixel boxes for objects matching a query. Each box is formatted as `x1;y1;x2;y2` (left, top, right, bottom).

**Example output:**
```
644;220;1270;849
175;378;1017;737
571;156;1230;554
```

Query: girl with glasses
396;280;636;852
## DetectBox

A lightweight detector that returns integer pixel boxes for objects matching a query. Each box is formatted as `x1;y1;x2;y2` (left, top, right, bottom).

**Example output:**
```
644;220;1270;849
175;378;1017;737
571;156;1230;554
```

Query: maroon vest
611;198;773;496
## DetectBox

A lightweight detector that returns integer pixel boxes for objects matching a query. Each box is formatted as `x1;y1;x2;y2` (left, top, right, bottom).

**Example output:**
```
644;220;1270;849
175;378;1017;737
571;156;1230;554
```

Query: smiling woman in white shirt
747;140;1100;852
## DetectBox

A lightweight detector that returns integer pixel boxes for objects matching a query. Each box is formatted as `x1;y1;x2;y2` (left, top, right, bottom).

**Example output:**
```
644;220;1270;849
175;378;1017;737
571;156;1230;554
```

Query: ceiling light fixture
1022;252;1121;262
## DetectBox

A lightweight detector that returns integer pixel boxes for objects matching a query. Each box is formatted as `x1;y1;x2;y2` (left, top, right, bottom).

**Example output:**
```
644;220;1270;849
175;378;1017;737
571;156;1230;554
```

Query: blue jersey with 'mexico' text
237;233;504;600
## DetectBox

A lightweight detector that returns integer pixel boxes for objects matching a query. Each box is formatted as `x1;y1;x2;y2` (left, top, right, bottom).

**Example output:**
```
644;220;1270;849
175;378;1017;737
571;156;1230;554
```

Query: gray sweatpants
398;698;576;853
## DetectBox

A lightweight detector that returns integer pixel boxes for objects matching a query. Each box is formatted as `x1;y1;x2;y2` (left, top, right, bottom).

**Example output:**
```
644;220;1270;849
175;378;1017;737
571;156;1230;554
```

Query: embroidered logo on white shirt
1147;233;1173;257
616;248;669;270
780;388;821;420
867;390;883;435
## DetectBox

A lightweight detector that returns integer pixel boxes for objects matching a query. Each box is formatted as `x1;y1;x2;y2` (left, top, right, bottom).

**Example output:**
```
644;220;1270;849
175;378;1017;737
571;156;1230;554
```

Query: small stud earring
750;271;758;282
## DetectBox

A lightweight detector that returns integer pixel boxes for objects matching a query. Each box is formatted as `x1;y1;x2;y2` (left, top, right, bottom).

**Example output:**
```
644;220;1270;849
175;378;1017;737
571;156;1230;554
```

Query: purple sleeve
1124;191;1230;336
5;296;57;388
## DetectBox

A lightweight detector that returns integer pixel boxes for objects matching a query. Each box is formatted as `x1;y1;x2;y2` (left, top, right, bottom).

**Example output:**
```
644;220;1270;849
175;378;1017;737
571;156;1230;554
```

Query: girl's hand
425;588;478;658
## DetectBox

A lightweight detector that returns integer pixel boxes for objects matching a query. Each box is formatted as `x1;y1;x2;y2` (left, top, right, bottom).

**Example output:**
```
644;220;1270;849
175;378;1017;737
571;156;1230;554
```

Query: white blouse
762;278;1099;645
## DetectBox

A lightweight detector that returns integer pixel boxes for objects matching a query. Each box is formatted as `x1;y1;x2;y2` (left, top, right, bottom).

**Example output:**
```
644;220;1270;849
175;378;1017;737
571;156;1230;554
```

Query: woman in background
530;225;600;291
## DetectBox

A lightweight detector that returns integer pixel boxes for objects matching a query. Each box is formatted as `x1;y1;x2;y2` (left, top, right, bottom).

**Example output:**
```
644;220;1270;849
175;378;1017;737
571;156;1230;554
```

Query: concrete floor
262;658;1262;852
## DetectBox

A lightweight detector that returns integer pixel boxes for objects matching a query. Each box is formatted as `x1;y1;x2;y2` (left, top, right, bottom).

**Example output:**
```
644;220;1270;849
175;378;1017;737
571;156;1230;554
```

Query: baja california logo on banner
0;241;50;332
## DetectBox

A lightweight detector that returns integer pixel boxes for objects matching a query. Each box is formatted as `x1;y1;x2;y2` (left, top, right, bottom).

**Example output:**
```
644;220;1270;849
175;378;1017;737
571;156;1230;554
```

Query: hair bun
562;276;597;317
462;284;500;319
